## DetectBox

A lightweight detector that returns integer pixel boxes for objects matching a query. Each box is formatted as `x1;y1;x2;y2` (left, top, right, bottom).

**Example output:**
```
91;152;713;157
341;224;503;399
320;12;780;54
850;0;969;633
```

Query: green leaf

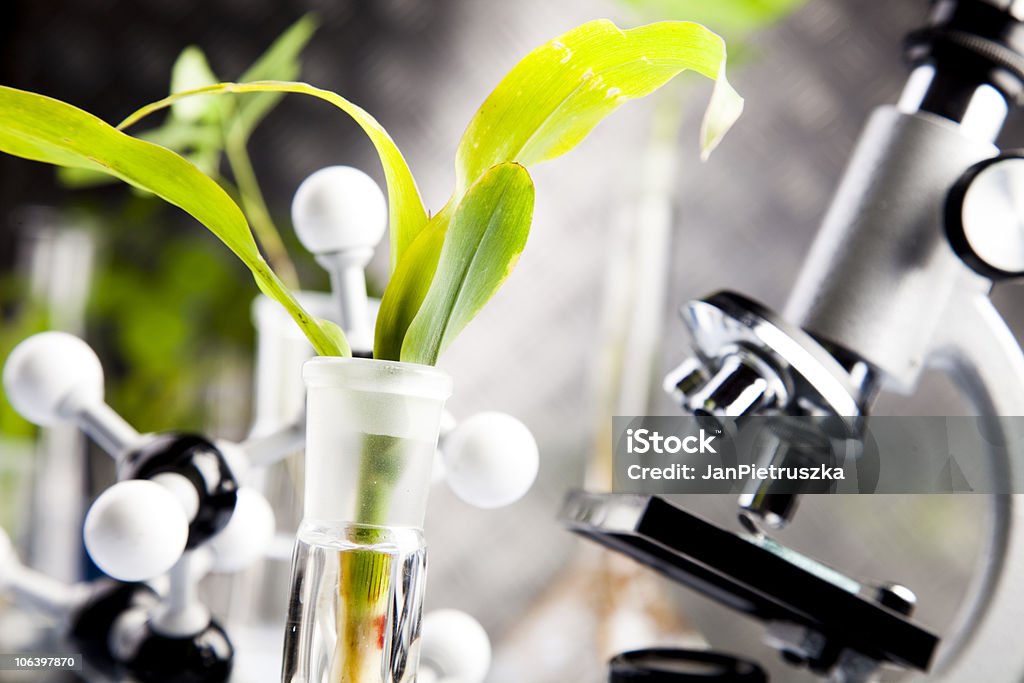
170;46;222;123
119;80;428;272
456;19;743;195
399;162;534;365
619;0;805;40
373;207;449;361
0;85;348;357
56;122;224;188
231;14;319;140
378;19;742;361
59;17;318;190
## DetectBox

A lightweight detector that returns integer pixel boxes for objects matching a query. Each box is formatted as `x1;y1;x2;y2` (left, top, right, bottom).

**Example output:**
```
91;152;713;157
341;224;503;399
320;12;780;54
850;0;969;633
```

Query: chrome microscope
564;0;1024;681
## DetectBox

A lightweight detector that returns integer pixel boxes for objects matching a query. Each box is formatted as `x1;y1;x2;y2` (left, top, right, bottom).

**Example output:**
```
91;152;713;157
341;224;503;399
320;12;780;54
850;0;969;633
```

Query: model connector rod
291;166;386;354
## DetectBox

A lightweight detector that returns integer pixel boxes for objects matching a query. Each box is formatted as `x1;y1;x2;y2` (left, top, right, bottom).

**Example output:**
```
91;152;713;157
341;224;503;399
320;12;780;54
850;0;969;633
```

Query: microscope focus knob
442;412;539;509
2;331;104;426
291;165;387;256
420;609;491;683
946;152;1024;279
84;480;189;582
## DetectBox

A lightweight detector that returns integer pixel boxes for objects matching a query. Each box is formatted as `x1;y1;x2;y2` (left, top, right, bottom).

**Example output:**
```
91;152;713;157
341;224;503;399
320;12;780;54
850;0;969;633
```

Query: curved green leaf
60;17;318;190
455;19;743;194
232;14;318;139
0;85;348;357
619;0;805;40
400;163;534;365
170;46;222;124
5;19;742;367
374;207;450;361
56;121;225;188
379;20;742;361
118;80;428;271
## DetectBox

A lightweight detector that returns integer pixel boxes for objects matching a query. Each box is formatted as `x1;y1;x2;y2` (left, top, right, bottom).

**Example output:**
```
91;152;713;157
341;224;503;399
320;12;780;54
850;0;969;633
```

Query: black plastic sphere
121;433;239;548
125;618;234;683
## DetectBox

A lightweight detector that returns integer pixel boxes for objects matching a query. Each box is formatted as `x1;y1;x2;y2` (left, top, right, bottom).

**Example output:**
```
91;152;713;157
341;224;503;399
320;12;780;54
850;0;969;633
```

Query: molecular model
0;167;540;682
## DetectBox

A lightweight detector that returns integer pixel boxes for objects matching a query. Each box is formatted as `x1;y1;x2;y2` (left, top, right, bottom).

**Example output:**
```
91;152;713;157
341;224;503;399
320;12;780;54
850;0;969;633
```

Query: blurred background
1;0;1021;681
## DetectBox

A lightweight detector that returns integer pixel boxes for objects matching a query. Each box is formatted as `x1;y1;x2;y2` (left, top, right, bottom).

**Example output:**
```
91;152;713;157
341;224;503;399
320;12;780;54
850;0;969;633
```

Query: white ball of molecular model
84;480;189;582
443;412;539;509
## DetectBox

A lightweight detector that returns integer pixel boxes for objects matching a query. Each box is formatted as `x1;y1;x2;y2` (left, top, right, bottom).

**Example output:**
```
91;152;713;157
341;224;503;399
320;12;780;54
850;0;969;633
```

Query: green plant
0;278;49;440
0;18;741;680
620;0;805;41
40;18;320;435
60;15;318;287
0;19;741;361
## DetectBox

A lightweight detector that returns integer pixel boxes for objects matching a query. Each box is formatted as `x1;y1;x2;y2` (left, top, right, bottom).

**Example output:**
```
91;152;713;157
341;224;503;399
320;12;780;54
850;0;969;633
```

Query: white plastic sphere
3;332;104;426
84;480;188;581
442;412;539;509
421;609;491;683
291;166;387;255
206;488;275;573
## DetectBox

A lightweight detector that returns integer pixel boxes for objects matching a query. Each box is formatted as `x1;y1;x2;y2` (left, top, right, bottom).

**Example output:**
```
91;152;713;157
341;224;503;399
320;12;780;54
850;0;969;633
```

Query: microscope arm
915;286;1024;682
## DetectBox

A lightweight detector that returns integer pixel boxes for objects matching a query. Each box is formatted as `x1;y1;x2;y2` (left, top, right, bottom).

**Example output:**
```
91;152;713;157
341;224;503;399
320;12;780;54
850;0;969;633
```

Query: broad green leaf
378;20;742;361
58;122;224;187
373;206;450;361
119;80;428;271
57;165;117;188
170;46;222;123
619;0;805;39
318;318;351;358
456;19;743;194
231;14;318;140
400;163;534;365
0;85;348;357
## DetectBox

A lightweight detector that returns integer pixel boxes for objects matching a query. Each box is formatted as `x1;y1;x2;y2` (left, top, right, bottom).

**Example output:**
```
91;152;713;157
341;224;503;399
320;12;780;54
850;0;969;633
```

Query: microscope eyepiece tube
898;65;1008;142
902;0;1024;139
783;107;998;392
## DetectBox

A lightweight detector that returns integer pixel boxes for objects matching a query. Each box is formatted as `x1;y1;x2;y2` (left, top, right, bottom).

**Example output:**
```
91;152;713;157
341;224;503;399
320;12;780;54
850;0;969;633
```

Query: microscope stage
559;491;938;672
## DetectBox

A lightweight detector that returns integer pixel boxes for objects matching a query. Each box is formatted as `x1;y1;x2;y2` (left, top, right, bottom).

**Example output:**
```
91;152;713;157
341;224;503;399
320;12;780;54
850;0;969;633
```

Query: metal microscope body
661;1;1024;680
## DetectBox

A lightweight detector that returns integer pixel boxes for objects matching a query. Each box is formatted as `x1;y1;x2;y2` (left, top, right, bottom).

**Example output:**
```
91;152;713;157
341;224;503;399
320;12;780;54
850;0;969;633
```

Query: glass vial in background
282;357;452;683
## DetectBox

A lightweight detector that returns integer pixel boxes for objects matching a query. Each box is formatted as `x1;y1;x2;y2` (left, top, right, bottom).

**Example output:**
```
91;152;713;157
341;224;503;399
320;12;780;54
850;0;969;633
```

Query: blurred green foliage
82;197;256;431
58;14;317;289
0;16;319;436
0;277;49;439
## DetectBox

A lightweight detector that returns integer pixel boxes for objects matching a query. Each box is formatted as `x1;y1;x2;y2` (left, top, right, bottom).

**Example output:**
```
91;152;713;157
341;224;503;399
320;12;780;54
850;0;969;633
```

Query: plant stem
332;435;403;682
224;129;300;289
